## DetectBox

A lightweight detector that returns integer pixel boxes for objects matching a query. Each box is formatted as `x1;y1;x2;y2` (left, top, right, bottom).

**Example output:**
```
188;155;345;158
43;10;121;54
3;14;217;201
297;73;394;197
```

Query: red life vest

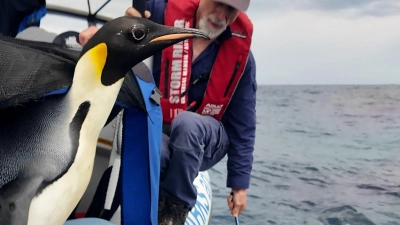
159;0;253;124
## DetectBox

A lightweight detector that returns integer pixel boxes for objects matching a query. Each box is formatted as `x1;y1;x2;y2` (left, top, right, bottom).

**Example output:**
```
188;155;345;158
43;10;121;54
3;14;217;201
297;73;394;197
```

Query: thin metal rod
235;216;240;225
87;0;92;14
93;0;111;16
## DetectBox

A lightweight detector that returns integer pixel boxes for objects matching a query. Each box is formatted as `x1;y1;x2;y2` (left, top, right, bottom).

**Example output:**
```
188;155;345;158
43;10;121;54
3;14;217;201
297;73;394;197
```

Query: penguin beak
149;27;210;43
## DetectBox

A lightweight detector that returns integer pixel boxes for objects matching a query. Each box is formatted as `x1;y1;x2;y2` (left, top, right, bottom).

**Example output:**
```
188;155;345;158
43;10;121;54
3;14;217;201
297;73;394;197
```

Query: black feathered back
0;35;76;108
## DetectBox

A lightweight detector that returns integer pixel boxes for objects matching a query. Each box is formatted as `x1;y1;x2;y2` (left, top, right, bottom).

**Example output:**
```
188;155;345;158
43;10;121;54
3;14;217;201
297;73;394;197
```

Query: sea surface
208;85;400;225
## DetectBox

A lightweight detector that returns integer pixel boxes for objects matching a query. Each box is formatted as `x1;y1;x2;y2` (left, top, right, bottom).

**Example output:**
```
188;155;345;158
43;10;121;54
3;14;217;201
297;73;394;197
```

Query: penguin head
81;16;210;86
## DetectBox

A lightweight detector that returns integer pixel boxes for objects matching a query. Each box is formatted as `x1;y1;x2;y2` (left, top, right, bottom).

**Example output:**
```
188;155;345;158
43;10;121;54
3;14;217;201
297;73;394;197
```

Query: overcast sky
42;0;400;85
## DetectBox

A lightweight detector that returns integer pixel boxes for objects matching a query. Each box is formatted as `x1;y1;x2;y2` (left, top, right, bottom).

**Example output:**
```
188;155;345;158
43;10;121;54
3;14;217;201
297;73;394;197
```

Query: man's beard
198;14;227;39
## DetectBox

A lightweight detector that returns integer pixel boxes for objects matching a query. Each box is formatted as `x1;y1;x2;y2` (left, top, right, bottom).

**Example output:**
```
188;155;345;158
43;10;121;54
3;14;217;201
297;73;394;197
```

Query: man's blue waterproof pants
160;111;230;209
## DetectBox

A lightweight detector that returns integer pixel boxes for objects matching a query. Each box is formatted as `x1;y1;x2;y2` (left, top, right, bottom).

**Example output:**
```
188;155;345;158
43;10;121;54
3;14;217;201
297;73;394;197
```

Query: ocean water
208;85;400;225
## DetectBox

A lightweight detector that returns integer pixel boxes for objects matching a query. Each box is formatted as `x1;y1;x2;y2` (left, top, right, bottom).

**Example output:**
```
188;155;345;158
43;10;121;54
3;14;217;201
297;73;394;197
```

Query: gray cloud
249;0;375;10
248;0;400;18
300;0;377;11
356;0;400;17
246;9;400;85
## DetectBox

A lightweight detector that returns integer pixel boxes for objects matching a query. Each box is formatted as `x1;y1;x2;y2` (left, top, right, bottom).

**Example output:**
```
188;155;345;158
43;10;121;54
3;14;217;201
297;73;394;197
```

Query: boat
0;0;213;224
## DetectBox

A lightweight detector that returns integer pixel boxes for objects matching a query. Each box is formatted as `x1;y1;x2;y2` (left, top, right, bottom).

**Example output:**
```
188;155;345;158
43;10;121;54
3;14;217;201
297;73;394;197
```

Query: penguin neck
101;54;133;86
67;46;125;143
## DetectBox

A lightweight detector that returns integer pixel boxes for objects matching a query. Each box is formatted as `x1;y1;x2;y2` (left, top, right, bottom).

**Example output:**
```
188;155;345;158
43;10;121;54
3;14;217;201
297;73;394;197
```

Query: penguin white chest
27;133;98;225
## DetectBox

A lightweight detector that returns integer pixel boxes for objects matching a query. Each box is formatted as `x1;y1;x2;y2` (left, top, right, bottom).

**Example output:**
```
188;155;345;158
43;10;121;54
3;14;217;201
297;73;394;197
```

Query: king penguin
0;16;209;225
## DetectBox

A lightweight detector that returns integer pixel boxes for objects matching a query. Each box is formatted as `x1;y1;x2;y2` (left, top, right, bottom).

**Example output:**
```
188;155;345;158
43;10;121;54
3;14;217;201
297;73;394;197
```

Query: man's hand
78;7;151;46
227;189;247;217
125;7;151;18
78;26;99;46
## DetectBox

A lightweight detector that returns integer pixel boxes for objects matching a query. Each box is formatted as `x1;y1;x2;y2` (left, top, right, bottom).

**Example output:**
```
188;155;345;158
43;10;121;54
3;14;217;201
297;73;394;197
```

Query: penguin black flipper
0;34;148;122
0;35;78;109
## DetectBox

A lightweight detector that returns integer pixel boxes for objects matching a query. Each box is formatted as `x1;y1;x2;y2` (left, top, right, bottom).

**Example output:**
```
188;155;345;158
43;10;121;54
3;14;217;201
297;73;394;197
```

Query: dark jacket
0;0;45;37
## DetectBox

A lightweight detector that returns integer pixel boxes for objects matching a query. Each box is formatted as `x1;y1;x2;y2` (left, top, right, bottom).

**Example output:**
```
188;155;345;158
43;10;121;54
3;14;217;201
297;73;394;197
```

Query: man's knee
170;111;205;136
168;112;209;150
